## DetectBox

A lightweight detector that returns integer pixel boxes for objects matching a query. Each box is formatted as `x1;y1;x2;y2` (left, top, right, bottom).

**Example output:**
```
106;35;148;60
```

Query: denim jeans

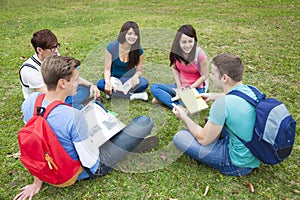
97;77;148;99
173;129;254;176
97;116;154;176
65;85;90;110
150;83;205;108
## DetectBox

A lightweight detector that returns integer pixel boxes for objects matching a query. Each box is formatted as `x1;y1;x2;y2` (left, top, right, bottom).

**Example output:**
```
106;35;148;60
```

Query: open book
80;101;125;147
110;77;132;94
176;88;209;114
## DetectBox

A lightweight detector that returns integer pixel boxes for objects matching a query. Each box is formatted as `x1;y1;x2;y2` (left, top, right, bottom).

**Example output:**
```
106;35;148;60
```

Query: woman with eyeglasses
96;21;149;101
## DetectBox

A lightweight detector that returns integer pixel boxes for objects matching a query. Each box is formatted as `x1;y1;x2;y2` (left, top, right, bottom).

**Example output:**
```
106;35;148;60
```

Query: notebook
177;88;209;114
80;101;125;147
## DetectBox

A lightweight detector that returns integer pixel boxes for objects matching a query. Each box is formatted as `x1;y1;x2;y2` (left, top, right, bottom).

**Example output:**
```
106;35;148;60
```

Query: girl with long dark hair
97;21;148;101
150;24;209;108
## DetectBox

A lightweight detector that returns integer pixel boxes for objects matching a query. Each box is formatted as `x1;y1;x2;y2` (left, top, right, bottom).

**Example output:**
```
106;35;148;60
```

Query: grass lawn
1;0;299;199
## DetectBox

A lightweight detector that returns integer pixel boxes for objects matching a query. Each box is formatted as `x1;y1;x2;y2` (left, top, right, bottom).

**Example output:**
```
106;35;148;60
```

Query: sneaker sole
132;135;159;153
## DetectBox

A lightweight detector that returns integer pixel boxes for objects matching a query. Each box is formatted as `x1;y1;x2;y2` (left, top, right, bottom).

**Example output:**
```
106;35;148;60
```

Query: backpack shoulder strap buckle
36;106;46;117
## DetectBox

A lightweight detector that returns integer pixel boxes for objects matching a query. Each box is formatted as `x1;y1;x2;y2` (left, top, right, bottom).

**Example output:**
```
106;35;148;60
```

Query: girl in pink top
150;24;209;108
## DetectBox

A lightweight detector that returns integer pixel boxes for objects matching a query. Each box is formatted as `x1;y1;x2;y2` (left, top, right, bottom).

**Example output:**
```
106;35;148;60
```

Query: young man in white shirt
19;29;100;109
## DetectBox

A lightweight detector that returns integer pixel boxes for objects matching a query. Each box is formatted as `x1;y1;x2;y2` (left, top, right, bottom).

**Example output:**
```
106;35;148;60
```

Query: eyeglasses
48;43;60;52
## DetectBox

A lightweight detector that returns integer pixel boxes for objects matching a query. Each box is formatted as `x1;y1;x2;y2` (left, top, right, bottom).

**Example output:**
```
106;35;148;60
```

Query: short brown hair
212;54;244;82
31;29;58;54
41;56;80;91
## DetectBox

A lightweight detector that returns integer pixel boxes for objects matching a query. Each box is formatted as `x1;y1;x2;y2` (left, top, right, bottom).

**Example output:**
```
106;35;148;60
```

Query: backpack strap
19;63;39;88
247;85;266;101
193;47;201;70
30;55;42;66
193;47;208;88
227;85;266;106
34;94;66;118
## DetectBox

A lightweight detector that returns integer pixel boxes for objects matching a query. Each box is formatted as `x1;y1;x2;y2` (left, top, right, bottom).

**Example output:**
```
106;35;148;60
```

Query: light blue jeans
65;85;90;110
173;129;254;176
96;115;154;176
150;83;205;108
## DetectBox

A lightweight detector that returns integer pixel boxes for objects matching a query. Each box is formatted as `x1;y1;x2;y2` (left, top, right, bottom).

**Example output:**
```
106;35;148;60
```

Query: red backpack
18;94;83;187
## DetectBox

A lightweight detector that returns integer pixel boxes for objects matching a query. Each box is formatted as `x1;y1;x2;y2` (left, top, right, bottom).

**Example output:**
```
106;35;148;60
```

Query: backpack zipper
45;152;58;170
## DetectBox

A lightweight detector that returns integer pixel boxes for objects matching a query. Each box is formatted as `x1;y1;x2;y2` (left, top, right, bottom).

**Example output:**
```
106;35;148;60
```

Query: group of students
15;21;261;199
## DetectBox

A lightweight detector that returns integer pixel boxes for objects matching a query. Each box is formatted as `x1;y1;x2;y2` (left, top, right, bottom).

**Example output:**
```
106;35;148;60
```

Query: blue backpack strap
227;85;265;106
228;90;257;106
247;85;266;101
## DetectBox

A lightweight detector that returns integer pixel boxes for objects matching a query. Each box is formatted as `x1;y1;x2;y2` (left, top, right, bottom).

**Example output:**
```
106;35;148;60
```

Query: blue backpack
228;85;296;165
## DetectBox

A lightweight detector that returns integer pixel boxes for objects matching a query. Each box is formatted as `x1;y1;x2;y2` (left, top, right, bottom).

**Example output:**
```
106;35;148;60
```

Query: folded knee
133;116;154;127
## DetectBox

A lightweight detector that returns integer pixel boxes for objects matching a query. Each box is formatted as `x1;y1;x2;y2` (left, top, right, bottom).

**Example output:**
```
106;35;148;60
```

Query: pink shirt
175;47;207;88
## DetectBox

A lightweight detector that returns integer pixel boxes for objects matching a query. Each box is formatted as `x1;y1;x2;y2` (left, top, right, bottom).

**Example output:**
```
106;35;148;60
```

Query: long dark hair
117;21;141;70
169;24;198;66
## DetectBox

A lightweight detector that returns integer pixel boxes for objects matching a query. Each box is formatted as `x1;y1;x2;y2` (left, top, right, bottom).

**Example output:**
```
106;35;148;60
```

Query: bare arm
103;50;113;95
190;58;209;89
172;104;222;145
77;76;100;100
130;54;144;88
171;65;182;90
200;93;225;102
13;176;43;200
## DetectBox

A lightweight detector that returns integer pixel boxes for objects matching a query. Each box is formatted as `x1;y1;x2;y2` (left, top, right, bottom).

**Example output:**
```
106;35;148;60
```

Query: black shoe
132;135;159;153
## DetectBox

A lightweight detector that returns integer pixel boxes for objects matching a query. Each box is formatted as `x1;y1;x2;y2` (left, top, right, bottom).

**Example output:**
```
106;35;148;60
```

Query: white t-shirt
19;54;45;99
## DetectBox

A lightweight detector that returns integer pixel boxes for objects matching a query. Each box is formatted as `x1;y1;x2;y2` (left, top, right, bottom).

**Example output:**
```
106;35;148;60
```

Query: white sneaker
130;92;148;101
105;94;111;99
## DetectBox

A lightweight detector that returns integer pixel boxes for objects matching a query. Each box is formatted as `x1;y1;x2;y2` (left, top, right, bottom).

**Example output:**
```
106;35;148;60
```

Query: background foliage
1;0;299;199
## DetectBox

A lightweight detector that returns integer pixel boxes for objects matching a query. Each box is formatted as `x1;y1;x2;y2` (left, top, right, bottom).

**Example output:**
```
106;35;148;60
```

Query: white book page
81;102;125;147
110;77;132;94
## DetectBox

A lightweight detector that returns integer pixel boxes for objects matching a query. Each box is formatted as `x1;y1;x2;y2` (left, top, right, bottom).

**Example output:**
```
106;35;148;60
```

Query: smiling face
125;28;138;45
179;34;195;54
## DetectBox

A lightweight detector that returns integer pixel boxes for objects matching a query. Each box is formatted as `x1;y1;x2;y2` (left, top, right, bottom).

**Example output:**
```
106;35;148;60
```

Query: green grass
1;0;299;199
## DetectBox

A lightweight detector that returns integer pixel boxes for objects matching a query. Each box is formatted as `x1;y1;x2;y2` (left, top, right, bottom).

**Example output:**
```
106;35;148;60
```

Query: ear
58;79;66;89
36;47;43;54
223;74;229;83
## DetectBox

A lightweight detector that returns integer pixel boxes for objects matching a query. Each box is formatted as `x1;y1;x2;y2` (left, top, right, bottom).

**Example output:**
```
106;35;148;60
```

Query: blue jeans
97;116;154;175
173;129;254;176
150;83;205;108
65;85;90;110
97;77;148;99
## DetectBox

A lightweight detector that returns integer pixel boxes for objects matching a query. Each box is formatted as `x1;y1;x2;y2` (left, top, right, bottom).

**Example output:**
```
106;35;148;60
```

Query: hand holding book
110;77;132;94
173;88;209;114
